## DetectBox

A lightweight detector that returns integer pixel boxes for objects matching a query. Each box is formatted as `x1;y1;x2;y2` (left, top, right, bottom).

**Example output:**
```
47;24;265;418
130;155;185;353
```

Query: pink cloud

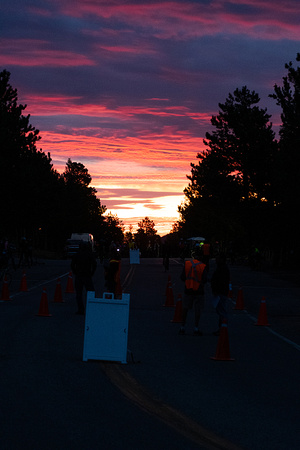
24;93;211;123
53;0;300;41
0;39;95;67
96;44;156;56
20;91;209;180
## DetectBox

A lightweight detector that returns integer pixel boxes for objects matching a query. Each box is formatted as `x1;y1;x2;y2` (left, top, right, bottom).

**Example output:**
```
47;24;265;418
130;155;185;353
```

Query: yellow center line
101;364;244;450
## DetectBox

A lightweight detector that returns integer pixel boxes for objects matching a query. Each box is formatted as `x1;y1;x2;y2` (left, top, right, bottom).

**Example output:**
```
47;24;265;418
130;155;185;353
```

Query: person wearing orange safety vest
179;246;207;335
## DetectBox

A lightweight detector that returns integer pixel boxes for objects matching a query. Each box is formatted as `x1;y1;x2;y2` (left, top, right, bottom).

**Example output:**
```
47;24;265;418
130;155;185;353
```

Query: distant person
250;246;261;270
104;247;121;297
71;242;97;315
163;252;170;272
202;241;211;271
0;238;8;268
162;242;170;272
6;238;16;269
27;238;33;266
18;237;30;267
108;240;117;258
179;246;208;335
210;253;230;335
179;239;185;261
0;237;16;269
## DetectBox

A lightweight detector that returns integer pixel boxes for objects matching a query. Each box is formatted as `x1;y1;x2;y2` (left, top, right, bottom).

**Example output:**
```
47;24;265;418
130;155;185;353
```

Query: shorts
183;292;205;313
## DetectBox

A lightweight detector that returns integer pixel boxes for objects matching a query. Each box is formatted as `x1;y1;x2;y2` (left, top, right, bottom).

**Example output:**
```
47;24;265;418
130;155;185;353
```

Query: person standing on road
18;237;30;268
179;246;207;336
162;242;170;272
210;253;230;335
202;240;211;272
71;242;97;315
104;247;121;297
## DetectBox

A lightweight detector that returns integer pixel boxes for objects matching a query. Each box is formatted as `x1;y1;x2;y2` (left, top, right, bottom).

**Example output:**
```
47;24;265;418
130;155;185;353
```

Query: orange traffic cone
211;319;235;361
171;294;183;322
65;272;74;293
1;275;10;301
19;271;28;292
234;287;245;310
228;282;233;299
53;278;64;303
164;279;174;307
37;287;51;317
255;297;270;326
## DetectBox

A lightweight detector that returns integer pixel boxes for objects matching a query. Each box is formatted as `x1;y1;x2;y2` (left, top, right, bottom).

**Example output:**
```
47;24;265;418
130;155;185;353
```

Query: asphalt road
1;257;299;449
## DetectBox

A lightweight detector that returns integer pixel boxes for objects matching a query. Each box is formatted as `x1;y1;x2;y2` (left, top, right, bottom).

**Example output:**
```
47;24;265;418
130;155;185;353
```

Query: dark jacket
71;246;97;278
211;263;230;296
104;259;120;293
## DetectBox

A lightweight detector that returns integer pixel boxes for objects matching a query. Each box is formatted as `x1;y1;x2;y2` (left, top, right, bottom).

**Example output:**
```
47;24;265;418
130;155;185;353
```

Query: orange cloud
39;129;204;168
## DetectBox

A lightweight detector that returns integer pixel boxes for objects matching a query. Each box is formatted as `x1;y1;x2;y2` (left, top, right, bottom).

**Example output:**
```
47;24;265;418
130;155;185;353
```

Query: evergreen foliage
179;55;300;266
135;217;158;256
0;70;109;251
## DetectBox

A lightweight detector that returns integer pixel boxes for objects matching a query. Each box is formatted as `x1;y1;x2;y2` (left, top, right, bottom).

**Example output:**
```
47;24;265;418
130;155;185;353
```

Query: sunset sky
1;0;300;235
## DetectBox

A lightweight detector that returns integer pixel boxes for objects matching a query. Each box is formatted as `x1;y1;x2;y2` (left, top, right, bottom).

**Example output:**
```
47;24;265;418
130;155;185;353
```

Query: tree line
2;52;300;265
0;69;156;255
176;53;300;267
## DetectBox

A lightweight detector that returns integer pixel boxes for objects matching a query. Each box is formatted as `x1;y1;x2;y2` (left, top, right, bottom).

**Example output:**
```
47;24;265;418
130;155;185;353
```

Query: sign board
129;249;140;264
83;291;130;364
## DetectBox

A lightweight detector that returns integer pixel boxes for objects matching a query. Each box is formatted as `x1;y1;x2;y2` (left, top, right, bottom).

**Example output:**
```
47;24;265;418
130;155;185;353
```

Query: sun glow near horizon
104;193;185;233
41;128;197;236
94;174;187;235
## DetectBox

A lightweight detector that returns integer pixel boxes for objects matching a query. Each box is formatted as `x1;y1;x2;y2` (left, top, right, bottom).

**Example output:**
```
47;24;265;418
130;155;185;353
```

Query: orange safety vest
185;260;206;291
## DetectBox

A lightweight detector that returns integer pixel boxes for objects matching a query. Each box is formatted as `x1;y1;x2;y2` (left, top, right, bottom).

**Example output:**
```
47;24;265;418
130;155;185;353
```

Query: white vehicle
70;233;94;251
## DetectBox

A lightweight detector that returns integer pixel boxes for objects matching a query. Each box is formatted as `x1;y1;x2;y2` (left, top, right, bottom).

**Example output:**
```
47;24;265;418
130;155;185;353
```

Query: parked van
63;233;94;258
71;233;94;251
